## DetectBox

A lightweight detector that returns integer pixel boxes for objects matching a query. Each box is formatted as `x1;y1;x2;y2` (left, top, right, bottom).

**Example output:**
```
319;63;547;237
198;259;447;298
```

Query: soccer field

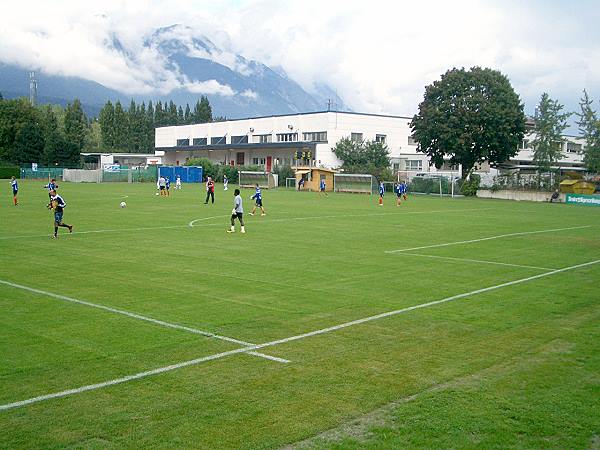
1;180;599;449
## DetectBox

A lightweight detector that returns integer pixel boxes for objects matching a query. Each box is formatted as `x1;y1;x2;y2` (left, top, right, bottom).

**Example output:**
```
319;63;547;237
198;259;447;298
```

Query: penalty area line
385;225;594;253
2;258;598;412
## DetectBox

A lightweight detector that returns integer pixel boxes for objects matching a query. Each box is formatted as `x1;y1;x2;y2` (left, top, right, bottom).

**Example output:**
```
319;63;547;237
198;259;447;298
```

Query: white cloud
0;0;598;123
241;89;258;99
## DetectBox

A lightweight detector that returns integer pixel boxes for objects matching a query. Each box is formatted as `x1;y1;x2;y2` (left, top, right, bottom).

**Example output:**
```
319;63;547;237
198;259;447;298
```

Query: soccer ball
120;201;127;208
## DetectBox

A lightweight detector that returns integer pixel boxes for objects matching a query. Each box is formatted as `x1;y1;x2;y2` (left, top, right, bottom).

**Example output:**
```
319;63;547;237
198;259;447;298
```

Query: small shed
295;167;337;192
559;179;596;195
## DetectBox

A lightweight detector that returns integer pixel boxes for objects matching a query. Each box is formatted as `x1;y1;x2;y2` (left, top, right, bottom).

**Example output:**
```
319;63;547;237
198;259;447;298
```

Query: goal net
285;177;296;189
239;171;278;189
333;173;375;194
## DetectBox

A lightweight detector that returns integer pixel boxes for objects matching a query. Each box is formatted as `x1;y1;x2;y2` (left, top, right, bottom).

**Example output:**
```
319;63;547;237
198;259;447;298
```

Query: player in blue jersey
44;178;58;202
378;181;385;206
319;178;327;196
227;188;245;233
47;190;73;238
10;176;18;206
165;177;171;196
401;181;408;201
249;184;266;216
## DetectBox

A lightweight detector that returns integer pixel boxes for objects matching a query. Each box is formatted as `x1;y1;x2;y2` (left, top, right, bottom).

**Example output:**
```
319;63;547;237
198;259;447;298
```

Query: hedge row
0;167;19;179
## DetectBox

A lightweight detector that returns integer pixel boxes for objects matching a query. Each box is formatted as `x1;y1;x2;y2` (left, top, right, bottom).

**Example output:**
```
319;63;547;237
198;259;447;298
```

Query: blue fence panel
159;166;203;183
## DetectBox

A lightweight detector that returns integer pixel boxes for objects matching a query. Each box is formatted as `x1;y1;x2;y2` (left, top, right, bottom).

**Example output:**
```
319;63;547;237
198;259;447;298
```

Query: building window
407;136;417;146
276;133;298;142
520;139;531;150
254;134;272;143
231;135;249;144
350;132;363;142
392;163;400;172
211;136;226;145
176;139;190;147
252;157;266;165
566;142;582;153
192;138;207;146
375;134;386;144
406;160;423;171
303;131;327;142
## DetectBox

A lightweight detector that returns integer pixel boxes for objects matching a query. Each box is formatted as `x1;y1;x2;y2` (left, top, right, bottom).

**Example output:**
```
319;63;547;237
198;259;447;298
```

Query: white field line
0;207;494;240
188;215;230;227
2;258;598;412
397;253;556;271
385;225;593;253
0;279;286;363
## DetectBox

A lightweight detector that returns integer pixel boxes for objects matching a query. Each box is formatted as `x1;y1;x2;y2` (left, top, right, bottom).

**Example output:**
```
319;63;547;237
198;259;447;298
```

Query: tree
64;99;88;151
193;96;212;123
99;101;115;149
113;101;128;150
576;89;600;173
11;121;45;164
411;67;526;178
0;98;43;164
39;105;64;165
332;137;391;179
184;103;192;124
531;93;570;173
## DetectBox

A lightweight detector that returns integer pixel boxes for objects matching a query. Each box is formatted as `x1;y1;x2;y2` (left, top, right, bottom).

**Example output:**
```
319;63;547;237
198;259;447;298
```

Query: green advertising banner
565;193;600;206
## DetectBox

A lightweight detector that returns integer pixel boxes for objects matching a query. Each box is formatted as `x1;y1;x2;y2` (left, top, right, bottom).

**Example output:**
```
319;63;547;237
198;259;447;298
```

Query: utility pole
29;71;38;106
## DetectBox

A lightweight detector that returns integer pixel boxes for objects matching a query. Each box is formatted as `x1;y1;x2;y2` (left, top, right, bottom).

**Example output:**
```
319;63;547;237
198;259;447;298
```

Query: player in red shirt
204;176;215;204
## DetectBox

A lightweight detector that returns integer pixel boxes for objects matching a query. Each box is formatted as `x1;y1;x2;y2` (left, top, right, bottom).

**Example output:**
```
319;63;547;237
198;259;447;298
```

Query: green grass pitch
1;180;599;449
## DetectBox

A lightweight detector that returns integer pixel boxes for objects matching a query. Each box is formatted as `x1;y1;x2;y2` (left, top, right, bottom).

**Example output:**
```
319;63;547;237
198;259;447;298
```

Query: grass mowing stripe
395;253;556;271
0;279;286;363
0;207;494;240
385;225;594;253
3;258;597;412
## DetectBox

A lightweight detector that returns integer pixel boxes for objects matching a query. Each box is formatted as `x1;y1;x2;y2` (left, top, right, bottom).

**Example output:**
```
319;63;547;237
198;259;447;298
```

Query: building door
266;156;272;172
236;152;245;165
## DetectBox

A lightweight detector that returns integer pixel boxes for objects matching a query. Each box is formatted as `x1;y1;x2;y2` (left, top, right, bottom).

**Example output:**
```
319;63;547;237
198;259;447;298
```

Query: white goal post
333;173;375;194
285;177;296;189
239;171;278;189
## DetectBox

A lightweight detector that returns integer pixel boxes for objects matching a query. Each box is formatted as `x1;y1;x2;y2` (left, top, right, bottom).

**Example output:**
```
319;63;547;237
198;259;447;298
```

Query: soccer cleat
249;212;254;216
51;235;58;239
241;226;246;233
261;213;266;216
227;226;235;233
69;225;73;233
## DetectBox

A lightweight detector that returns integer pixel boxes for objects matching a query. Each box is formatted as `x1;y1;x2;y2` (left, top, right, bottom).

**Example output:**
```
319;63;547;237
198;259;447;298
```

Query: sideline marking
396;253;555;271
0;280;286;362
385;225;593;253
2;258;598;411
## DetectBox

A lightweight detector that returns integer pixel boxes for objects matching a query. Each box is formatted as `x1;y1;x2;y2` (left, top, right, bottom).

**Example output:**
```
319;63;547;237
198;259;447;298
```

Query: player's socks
241;226;245;233
227;226;235;233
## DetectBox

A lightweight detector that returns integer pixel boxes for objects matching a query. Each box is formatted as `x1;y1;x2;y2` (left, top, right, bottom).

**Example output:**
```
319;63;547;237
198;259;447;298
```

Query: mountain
0;25;345;119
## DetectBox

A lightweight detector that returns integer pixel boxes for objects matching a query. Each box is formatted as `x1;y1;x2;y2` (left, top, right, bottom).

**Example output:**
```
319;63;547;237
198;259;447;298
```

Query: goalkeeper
227;189;245;234
249;184;266;216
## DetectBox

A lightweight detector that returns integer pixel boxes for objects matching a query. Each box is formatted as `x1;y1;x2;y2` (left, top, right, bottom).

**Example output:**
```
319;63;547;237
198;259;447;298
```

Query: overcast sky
1;0;599;129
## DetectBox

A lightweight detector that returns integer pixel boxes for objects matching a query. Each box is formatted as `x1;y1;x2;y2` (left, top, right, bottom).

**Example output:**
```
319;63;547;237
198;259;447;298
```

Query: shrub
460;173;481;196
0;167;19;179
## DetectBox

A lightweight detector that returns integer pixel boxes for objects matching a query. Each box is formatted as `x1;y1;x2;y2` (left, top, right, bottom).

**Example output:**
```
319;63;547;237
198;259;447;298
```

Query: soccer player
401;181;408;200
395;182;402;206
204;176;215;204
319;178;327;196
378;181;385;206
44;178;58;202
165;177;171;196
249;183;266;216
227;188;245;233
175;175;182;190
47;189;73;238
10;176;18;206
223;175;229;191
158;175;166;195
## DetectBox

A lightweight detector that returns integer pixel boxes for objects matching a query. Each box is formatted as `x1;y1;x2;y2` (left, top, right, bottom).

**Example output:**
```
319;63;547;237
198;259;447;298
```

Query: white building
154;111;586;176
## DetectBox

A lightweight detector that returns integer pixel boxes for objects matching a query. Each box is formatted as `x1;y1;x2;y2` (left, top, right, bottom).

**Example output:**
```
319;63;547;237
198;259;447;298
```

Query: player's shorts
320;187;325;192
255;198;263;207
12;189;18;195
232;212;243;220
54;211;63;223
159;186;165;190
396;192;402;197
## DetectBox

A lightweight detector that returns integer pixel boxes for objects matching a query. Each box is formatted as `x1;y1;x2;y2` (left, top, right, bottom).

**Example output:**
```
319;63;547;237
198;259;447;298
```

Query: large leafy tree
0;98;44;164
531;93;570;173
411;67;525;178
98;100;115;149
64;99;88;151
576;89;600;173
